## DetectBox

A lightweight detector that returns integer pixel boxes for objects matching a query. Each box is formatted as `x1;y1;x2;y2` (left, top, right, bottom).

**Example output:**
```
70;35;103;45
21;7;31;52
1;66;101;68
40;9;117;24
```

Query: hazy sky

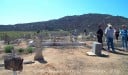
0;0;128;25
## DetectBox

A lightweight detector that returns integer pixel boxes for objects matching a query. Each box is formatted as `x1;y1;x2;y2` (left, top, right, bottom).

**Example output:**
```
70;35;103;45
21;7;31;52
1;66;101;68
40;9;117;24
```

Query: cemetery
0;31;128;75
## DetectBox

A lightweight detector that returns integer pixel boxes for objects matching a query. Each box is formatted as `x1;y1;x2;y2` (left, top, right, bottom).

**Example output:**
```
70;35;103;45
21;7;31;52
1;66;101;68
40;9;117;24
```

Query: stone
4;55;23;71
91;42;102;56
34;48;44;60
86;52;96;56
34;35;46;63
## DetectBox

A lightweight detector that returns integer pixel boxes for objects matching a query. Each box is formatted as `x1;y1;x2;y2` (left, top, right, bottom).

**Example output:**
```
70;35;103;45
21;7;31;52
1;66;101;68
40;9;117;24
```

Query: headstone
4;48;23;75
34;34;46;62
4;55;23;71
92;42;102;56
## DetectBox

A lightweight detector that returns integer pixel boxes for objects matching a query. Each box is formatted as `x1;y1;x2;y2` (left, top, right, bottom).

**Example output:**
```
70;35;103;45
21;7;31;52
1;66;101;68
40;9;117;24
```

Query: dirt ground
0;41;128;75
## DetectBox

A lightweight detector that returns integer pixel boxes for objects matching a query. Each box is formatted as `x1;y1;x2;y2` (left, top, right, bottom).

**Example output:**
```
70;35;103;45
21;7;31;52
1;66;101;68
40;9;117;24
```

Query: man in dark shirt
97;25;103;46
84;29;87;35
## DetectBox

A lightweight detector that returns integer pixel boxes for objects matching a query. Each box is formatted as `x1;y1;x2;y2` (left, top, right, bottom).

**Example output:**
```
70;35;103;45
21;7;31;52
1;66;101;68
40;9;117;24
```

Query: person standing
105;23;115;52
114;27;120;42
71;29;78;42
84;29;87;35
120;25;128;51
96;25;103;47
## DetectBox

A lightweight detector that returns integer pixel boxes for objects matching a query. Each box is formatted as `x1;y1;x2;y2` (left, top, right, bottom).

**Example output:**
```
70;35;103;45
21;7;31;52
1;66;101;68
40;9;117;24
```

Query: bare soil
0;41;128;75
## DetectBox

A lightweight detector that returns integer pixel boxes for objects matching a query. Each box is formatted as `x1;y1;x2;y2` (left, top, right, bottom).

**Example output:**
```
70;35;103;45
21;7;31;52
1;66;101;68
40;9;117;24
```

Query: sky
0;0;128;25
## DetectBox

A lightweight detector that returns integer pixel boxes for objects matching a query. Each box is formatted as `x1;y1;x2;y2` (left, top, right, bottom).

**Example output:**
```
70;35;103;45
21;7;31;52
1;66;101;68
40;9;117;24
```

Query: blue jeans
121;36;127;49
107;37;115;51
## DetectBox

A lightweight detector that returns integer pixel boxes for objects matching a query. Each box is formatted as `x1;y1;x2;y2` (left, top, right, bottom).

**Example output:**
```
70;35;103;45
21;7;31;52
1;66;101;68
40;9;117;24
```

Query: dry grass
0;41;128;75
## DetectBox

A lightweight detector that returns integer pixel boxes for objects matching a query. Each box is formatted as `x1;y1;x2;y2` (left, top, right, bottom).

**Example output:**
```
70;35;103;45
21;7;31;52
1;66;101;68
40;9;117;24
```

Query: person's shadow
114;48;128;56
113;51;128;56
103;48;128;56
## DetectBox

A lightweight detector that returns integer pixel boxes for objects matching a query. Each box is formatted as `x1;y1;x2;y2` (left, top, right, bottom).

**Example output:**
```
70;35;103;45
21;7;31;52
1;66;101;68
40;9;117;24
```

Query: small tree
4;33;10;44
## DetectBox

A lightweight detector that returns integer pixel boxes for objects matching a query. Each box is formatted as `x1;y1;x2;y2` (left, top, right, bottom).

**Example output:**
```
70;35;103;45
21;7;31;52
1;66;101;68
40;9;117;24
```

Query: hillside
0;13;128;32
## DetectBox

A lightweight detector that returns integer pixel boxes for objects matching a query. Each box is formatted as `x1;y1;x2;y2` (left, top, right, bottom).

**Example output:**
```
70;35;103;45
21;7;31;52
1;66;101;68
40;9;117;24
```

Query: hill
0;13;128;32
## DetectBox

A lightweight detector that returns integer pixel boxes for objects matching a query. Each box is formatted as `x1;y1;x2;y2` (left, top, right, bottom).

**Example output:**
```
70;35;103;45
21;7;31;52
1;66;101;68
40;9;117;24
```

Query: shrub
18;48;25;53
26;47;34;53
4;45;14;53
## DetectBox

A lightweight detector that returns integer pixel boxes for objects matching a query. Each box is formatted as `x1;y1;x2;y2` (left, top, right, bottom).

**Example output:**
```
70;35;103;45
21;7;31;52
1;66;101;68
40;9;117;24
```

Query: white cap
107;23;112;27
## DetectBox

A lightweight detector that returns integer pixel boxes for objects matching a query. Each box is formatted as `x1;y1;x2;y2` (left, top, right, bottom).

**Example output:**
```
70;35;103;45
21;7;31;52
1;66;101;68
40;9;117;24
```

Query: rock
4;55;23;71
92;42;102;56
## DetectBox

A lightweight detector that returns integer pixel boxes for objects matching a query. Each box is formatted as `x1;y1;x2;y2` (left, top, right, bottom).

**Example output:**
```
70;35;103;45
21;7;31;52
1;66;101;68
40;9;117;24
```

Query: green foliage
26;47;34;53
0;31;70;40
18;48;25;53
0;31;34;40
4;45;14;53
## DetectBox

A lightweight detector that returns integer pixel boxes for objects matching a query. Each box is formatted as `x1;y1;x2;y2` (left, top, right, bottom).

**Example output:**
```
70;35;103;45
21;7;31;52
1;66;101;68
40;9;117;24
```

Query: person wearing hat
105;23;115;52
120;25;128;51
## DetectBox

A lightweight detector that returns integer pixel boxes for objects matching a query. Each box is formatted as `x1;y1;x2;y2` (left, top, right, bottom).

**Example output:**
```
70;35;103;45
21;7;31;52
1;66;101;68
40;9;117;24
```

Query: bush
4;45;14;53
18;48;25;53
26;47;34;53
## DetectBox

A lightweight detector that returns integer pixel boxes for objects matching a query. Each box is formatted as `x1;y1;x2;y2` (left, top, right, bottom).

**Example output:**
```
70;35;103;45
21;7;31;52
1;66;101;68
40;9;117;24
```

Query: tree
4;33;10;44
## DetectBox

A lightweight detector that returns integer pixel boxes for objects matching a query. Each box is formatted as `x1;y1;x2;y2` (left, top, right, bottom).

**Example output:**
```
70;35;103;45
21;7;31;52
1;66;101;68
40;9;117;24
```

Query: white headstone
92;42;102;55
